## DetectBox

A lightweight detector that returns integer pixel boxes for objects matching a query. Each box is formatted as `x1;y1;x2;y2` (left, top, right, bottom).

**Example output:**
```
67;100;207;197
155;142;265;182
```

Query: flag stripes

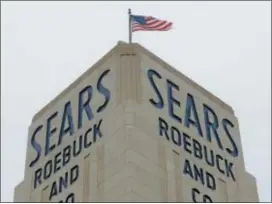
131;15;172;32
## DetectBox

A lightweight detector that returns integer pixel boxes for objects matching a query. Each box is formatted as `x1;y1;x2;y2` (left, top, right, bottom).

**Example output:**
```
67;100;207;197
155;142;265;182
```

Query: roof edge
32;41;234;123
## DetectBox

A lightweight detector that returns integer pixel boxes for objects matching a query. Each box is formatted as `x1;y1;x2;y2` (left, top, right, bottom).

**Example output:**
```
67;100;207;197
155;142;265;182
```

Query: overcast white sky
1;1;271;202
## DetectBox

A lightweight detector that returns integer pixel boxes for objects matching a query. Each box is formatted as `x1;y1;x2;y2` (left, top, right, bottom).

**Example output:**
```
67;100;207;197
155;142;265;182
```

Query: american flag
131;15;172;32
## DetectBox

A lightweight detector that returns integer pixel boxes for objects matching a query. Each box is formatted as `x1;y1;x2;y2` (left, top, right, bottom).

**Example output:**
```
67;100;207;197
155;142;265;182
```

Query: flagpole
128;8;132;44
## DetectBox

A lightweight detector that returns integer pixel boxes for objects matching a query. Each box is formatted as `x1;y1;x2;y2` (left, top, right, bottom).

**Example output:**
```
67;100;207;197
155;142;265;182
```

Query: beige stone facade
14;42;259;202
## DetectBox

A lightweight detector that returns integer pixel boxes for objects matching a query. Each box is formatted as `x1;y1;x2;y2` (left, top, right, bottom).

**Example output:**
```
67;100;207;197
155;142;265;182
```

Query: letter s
222;118;239;157
147;69;164;109
97;69;111;113
29;125;43;167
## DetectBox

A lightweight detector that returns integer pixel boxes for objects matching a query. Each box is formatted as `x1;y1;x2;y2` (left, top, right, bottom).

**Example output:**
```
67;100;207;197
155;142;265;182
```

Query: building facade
14;42;259;202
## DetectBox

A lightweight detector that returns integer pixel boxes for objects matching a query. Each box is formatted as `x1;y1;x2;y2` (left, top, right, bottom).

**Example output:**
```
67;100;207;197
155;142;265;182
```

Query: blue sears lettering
147;68;239;158
96;69;111;113
29;125;43;167
222;118;238;157
29;69;111;168
147;69;164;109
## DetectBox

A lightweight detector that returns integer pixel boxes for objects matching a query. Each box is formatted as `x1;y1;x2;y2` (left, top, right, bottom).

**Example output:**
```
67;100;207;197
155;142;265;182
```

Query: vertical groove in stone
25;181;31;202
41;186;48;202
226;180;239;202
124;55;129;100
29;174;40;202
116;52;141;104
120;55;126;102
129;56;133;100
89;160;98;202
116;56;121;104
158;141;168;202
217;179;228;202
30;190;41;202
166;150;176;202
83;154;91;202
225;163;239;202
137;56;142;103
173;152;182;202
29;177;33;202
97;145;105;201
